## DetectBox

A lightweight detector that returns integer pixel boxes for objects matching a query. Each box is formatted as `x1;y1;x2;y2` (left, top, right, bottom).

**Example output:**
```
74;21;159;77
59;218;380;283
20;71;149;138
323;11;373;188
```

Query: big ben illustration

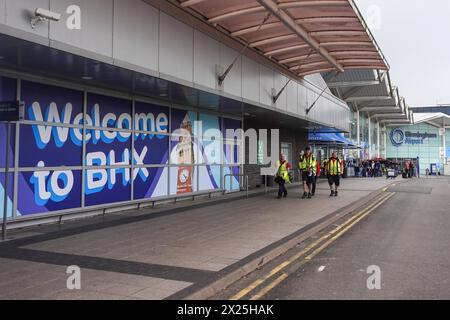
176;115;194;194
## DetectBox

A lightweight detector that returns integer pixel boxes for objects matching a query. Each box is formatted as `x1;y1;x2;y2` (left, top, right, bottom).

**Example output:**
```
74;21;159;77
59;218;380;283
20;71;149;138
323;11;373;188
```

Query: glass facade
0;75;242;220
387;123;444;175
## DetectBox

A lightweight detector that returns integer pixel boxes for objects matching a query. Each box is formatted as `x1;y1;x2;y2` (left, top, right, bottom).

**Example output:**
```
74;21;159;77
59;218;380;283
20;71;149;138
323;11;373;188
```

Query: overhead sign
390;128;437;147
0;100;24;121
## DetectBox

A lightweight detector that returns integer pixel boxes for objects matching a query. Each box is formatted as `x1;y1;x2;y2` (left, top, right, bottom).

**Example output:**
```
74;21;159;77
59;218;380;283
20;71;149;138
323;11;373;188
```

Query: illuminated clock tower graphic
176;115;194;194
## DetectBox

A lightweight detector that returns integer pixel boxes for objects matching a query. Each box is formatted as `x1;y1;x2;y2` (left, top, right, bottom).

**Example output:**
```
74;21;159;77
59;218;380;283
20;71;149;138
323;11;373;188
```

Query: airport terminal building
0;0;411;228
386;107;450;175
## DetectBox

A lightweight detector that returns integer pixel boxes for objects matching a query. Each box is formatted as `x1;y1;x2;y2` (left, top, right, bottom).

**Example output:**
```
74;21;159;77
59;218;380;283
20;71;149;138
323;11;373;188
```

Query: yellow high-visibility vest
277;161;290;183
328;158;342;176
300;155;317;174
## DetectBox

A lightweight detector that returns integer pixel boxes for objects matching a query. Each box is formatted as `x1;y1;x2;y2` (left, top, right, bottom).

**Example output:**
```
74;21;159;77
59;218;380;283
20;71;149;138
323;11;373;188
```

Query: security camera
31;8;61;29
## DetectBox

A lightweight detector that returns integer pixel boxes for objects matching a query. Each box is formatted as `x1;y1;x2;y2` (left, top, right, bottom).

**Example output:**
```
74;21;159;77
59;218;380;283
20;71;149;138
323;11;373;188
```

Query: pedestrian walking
327;151;343;197
300;147;316;199
275;154;291;199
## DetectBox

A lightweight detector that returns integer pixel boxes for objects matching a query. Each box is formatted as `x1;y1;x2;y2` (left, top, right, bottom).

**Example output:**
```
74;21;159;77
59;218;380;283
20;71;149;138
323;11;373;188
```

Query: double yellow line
230;191;395;300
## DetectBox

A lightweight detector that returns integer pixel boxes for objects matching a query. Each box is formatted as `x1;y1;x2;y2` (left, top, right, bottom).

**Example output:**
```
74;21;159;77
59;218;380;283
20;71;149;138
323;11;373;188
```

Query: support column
443;127;446;165
384;125;388;159
368;114;371;159
377;121;381;158
356;108;360;160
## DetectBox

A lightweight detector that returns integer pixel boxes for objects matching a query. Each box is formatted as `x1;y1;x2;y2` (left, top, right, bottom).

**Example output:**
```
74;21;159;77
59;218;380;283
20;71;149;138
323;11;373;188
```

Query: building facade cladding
344;110;384;161
412;107;450;115
387;123;447;175
0;0;349;223
243;118;308;188
0;0;349;131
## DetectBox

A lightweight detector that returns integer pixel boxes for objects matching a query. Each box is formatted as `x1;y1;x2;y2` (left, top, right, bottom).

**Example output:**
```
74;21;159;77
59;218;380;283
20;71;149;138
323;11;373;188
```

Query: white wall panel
159;12;193;83
286;80;297;114
241;56;259;103
193;30;219;90
298;83;307;117
220;44;241;97
5;0;49;37
260;64;273;107
307;90;319;120
0;0;6;24
113;0;159;72
274;73;287;111
0;0;349;130
50;0;113;57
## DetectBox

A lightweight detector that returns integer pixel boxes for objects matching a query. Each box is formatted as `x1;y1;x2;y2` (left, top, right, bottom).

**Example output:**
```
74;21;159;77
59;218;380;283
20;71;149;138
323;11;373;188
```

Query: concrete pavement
0;177;397;300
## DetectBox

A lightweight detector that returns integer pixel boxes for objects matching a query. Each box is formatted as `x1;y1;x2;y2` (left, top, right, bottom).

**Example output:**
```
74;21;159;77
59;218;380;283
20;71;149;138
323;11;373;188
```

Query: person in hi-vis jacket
327;151;344;197
275;154;291;199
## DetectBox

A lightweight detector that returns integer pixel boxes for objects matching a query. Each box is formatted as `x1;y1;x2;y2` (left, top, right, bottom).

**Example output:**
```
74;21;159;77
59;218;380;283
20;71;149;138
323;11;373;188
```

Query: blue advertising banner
84;168;131;207
199;113;222;165
222;119;242;190
132;101;169;200
0;123;15;169
0;76;17;169
84;93;133;206
0;76;17;219
197;114;222;191
223;118;242;140
134;101;169;134
22;80;84;123
8;78;244;217
20;81;84;167
20;124;82;167
87;93;132;129
133;167;168;200
133;101;169;166
18;170;82;215
0;173;14;218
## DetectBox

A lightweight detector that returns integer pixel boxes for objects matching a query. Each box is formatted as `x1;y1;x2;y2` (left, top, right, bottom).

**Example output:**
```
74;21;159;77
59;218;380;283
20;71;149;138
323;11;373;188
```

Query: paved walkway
0;178;398;300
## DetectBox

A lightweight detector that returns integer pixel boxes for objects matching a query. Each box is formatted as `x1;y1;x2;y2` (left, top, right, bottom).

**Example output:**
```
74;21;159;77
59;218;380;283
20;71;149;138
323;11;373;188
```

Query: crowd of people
274;149;419;200
275;147;344;200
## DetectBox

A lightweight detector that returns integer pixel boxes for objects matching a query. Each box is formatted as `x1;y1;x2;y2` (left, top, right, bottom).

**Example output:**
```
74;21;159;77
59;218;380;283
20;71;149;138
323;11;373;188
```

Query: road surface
216;177;450;300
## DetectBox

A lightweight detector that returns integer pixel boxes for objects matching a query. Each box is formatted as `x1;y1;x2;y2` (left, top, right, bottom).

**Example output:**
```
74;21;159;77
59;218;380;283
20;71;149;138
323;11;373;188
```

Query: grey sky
355;0;450;107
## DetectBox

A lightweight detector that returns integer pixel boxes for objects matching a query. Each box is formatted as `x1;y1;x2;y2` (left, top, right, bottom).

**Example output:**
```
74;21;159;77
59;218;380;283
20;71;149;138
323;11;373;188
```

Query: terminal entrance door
281;142;293;166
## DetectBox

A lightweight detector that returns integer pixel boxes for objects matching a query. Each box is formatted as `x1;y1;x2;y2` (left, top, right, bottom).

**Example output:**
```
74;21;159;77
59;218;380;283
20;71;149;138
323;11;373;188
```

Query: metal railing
223;174;249;198
263;169;299;193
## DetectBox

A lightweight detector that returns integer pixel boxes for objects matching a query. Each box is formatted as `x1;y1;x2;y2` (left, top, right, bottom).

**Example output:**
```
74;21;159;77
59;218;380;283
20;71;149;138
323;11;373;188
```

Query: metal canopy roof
322;68;413;124
326;69;380;88
413;113;450;128
178;0;389;77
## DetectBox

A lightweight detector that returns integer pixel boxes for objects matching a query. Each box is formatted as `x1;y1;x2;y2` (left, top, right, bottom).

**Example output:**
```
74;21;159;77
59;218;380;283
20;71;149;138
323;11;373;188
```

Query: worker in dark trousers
327;151;343;197
311;153;321;197
300;147;317;199
275;154;291;199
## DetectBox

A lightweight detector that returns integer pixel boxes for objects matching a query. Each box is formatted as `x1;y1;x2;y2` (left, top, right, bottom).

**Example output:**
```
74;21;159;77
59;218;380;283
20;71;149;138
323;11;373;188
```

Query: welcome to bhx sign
0;101;25;122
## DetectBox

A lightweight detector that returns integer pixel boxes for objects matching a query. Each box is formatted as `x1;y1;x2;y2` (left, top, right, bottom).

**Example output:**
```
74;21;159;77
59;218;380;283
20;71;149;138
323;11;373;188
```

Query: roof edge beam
208;7;265;23
327;80;380;88
232;17;360;37
359;107;402;112
180;0;208;7
256;0;344;72
346;96;393;102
